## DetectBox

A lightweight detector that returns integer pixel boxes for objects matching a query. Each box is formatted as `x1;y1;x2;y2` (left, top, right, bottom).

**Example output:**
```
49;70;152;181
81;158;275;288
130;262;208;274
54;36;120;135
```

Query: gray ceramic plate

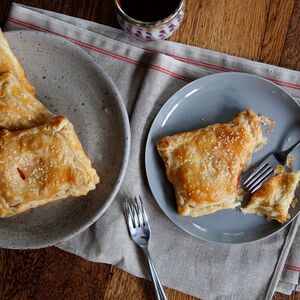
145;72;300;244
0;31;130;249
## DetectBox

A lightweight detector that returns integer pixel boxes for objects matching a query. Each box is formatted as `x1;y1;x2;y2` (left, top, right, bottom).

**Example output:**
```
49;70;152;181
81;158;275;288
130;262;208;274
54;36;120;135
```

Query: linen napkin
5;3;300;299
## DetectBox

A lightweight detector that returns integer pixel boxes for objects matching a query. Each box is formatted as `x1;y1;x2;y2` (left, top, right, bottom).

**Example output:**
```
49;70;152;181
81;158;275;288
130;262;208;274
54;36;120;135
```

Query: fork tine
127;211;134;230
247;166;273;190
248;169;274;193
245;165;273;188
244;162;268;185
125;199;133;220
132;202;140;228
244;164;272;188
123;199;134;230
133;196;143;227
127;199;139;228
139;195;149;226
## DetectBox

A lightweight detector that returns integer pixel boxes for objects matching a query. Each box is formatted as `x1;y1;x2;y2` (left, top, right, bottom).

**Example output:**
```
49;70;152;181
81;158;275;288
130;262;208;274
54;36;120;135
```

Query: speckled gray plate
145;72;300;244
0;31;130;249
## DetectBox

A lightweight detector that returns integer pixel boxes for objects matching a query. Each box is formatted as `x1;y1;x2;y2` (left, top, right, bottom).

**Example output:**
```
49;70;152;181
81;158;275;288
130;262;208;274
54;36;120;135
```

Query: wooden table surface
0;0;300;299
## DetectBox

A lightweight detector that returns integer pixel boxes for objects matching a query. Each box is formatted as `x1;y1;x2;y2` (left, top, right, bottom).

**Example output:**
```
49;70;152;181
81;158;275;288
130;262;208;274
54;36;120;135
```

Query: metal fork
123;196;167;300
243;139;300;193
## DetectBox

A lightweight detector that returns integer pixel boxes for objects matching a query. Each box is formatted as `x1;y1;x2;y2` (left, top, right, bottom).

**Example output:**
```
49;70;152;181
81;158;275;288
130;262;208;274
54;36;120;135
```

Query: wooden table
0;1;299;299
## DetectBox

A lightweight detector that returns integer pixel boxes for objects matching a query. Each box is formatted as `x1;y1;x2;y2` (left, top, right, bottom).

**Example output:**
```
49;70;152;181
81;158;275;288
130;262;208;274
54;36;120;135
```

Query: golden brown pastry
0;29;35;94
242;171;300;223
0;72;53;130
0;116;100;217
157;109;265;217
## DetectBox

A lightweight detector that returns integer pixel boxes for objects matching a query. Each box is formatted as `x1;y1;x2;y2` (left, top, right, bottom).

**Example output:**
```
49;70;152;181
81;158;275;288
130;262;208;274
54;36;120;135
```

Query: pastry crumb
291;197;297;209
275;165;287;175
259;115;275;133
286;153;295;169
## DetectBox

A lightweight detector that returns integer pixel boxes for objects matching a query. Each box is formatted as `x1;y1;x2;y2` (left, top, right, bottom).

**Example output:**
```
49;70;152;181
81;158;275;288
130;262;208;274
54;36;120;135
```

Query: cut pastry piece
157;109;265;217
0;72;53;130
0;29;35;94
242;171;300;223
0;116;100;217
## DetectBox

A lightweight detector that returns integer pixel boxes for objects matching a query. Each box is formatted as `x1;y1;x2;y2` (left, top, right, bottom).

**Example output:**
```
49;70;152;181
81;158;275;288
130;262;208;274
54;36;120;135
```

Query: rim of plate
145;71;300;245
4;30;131;249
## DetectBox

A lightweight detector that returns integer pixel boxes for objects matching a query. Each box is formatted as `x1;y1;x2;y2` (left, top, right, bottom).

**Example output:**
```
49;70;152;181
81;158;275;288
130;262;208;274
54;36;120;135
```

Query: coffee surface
120;0;181;22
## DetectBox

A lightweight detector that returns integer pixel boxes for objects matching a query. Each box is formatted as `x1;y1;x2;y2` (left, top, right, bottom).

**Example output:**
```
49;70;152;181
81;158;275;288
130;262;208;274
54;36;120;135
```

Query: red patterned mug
113;0;185;41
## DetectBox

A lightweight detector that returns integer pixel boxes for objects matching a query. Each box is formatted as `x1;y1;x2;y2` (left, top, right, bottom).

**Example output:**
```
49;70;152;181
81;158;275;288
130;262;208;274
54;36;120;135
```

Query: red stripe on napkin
284;264;300;272
7;17;300;90
7;17;192;83
140;50;300;91
168;55;300;90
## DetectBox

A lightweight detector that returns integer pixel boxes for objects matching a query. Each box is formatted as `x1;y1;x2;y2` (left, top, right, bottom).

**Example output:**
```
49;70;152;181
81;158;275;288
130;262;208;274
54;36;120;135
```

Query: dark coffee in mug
119;0;182;22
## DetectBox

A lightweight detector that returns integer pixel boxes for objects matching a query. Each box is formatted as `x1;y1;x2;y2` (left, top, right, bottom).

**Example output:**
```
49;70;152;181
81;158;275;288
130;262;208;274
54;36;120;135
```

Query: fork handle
280;139;300;161
141;246;168;300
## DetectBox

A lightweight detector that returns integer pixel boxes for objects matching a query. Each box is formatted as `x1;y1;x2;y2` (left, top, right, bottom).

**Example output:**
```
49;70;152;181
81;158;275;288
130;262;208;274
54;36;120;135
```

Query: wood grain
170;0;271;60
0;0;118;28
259;0;295;66
1;247;300;300
0;0;299;299
280;0;300;70
0;248;111;299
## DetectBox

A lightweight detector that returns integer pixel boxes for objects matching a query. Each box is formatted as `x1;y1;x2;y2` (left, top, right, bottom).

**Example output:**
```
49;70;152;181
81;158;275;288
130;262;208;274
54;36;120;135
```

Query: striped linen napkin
4;3;300;299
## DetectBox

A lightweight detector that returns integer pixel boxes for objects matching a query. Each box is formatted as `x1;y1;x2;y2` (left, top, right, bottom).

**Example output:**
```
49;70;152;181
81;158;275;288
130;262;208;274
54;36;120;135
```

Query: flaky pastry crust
0;29;35;94
0;72;53;130
157;109;264;217
242;171;300;223
0;116;99;217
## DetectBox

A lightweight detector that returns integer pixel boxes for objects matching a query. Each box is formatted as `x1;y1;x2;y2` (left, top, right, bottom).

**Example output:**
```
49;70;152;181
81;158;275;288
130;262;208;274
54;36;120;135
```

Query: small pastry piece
0;116;100;217
157;109;265;217
242;171;300;223
0;29;35;94
0;72;53;130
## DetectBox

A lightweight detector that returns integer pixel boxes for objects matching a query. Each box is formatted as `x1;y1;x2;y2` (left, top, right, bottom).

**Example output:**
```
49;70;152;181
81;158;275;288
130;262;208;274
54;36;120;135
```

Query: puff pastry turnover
242;171;300;223
0;72;53;130
0;29;35;94
156;109;265;217
0;116;100;217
